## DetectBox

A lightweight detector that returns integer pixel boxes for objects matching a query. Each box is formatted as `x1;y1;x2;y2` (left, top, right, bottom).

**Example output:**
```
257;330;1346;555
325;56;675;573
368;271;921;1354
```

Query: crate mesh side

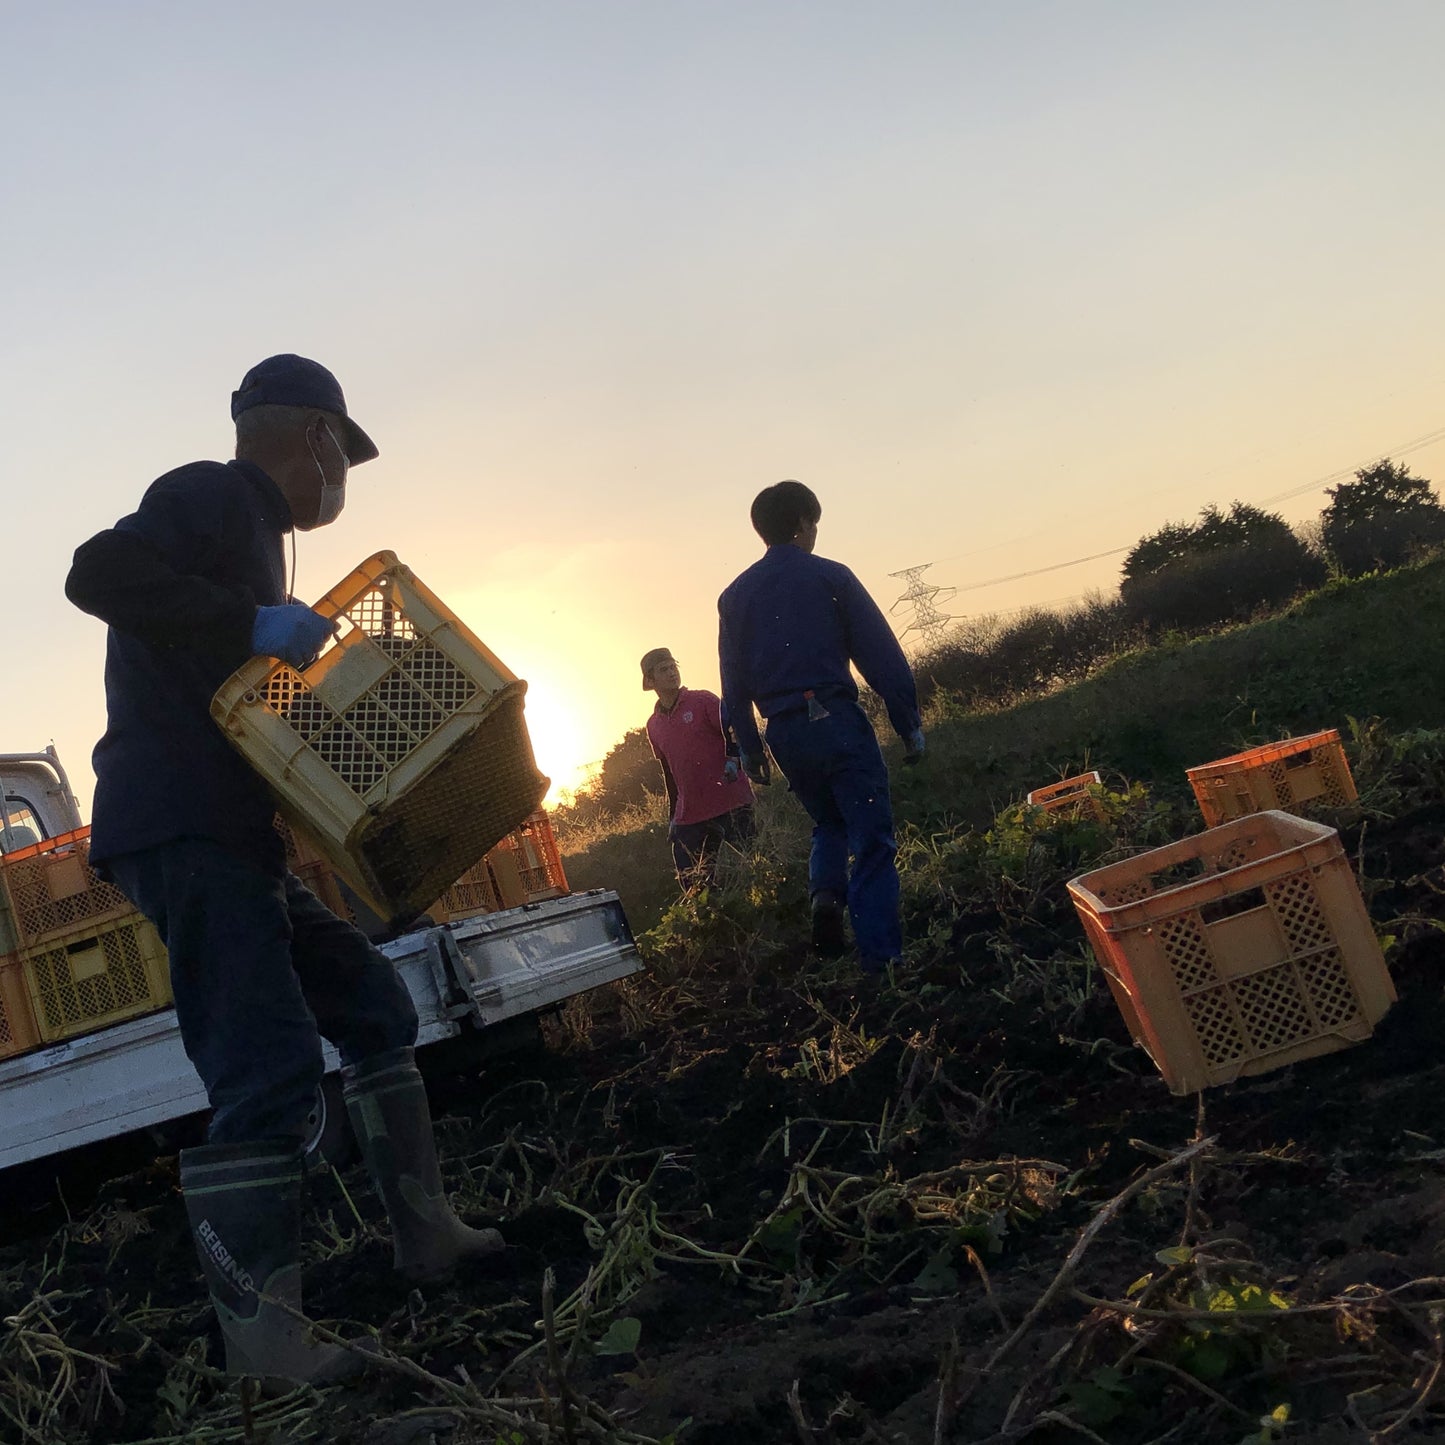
1163;866;1369;1072
1299;947;1363;1028
440;864;501;916
1266;874;1334;953
358;690;545;915
1264;760;1294;810
1319;754;1353;806
1098;876;1155;907
375;674;443;737
4;844;132;942
351;589;418;651
266;619;483;801
312;720;388;794
29;924;158;1032
1231;963;1318;1052
0;987;12;1046
1158;912;1218;992
398;643;477;713
1184;985;1249;1065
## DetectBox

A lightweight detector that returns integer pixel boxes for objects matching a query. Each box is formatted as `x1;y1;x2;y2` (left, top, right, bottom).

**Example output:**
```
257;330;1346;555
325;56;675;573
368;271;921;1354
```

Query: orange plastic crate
489;811;568;900
432;811;568;921
1187;729;1357;828
23;914;173;1044
434;859;503;921
1068;811;1394;1094
1026;771;1105;821
1;827;135;949
0;955;41;1060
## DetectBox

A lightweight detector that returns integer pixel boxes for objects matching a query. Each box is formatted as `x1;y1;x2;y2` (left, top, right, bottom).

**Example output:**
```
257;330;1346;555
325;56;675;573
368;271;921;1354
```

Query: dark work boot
180;1142;367;1388
343;1048;504;1283
810;890;848;958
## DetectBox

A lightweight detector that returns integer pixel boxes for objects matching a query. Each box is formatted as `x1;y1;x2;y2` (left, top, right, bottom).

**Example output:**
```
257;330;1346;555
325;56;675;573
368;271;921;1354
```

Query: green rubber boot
343;1048;504;1283
180;1142;367;1388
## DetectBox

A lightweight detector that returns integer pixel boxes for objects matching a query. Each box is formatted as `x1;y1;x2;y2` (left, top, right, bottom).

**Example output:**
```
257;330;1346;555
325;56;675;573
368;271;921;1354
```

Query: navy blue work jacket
718;544;921;759
66;459;291;870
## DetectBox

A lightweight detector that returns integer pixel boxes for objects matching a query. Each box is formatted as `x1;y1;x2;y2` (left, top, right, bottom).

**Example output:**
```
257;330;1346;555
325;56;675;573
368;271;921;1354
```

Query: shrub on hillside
1322;460;1445;578
1120;503;1324;633
913;593;1139;707
552;726;660;838
1120;539;1326;633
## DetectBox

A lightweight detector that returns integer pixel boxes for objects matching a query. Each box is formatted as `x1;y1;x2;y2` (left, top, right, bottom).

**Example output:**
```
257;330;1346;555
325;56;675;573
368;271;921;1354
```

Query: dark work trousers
669;805;757;885
108;837;419;1145
764;700;901;968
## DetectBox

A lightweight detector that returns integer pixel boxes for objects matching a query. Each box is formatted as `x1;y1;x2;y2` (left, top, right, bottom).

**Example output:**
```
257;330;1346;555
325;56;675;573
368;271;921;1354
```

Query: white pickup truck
0;747;641;1175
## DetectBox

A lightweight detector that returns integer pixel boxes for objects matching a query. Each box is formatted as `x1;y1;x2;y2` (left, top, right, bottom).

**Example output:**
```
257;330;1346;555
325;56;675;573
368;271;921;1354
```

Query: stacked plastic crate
273;815;356;920
0;828;171;1052
486;811;569;907
0;877;40;1060
434;811;569;921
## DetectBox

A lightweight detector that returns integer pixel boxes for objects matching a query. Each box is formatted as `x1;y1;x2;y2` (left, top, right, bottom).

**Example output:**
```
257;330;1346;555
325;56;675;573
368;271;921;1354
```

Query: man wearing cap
641;648;756;887
65;355;502;1388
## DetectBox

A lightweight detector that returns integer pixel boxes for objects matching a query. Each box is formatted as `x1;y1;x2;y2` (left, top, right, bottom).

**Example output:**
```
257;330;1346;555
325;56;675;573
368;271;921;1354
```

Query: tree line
1118;459;1445;632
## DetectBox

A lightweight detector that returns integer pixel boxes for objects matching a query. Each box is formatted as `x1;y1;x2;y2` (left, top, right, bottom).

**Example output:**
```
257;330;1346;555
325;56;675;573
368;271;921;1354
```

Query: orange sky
7;3;1445;809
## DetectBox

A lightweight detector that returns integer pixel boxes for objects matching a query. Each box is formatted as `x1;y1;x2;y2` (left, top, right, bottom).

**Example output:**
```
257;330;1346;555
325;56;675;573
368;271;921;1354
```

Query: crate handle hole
1199;886;1269;925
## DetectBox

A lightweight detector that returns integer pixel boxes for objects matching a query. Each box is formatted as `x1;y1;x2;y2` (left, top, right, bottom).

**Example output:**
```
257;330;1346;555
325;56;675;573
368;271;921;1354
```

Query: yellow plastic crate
213;552;549;922
1187;729;1357;827
1067;811;1394;1094
23;915;173;1044
1026;771;1105;821
0;955;41;1060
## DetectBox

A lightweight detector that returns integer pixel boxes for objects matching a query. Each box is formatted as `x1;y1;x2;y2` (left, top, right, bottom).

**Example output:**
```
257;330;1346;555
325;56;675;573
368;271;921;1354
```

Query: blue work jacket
718;544;920;759
66;459;291;870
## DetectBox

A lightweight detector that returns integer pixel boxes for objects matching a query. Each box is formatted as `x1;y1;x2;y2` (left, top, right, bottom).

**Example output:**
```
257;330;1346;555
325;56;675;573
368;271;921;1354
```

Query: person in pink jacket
641;647;756;887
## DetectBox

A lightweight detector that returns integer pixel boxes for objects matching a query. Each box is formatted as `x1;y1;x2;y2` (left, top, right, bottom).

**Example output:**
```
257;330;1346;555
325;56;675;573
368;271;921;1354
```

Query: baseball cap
230;354;379;464
640;647;675;689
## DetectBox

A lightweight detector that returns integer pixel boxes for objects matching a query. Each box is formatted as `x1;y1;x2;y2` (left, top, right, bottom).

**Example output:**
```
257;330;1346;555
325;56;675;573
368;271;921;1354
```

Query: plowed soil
3;804;1444;1445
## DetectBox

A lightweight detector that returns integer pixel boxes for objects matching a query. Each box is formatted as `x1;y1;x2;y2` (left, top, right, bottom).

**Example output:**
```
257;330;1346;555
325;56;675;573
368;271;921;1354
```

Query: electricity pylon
889;563;956;649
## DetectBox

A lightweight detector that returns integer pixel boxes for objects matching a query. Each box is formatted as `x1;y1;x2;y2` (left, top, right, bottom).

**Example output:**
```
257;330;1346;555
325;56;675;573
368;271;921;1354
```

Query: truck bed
0;890;640;1173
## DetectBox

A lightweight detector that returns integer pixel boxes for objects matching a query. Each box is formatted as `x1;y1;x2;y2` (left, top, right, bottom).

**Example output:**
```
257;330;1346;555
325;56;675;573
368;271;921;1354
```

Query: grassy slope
901;555;1445;828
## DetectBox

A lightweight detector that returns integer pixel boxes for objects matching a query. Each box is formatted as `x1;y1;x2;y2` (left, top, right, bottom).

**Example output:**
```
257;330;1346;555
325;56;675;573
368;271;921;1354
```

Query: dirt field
3;796;1445;1444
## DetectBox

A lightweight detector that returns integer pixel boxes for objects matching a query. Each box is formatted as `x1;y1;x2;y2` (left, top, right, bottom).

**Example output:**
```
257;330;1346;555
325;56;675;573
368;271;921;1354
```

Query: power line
951;546;1129;596
925;421;1445;599
927;418;1445;572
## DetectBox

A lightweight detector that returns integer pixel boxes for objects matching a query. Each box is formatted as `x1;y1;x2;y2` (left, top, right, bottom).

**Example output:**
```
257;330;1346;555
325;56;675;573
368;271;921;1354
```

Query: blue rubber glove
251;604;338;668
742;752;771;786
723;758;740;784
903;729;926;765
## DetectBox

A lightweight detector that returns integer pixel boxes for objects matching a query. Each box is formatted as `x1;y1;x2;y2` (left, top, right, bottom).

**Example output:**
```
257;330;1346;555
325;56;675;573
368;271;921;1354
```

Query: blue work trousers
108;837;418;1146
763;701;901;966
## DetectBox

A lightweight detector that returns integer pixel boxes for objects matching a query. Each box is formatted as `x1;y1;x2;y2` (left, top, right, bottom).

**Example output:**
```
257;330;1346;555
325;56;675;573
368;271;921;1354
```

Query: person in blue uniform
65;355;500;1387
718;480;924;974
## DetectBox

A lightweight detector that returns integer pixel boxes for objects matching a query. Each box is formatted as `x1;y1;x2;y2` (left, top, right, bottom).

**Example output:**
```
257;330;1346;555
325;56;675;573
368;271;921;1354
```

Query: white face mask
298;422;348;531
